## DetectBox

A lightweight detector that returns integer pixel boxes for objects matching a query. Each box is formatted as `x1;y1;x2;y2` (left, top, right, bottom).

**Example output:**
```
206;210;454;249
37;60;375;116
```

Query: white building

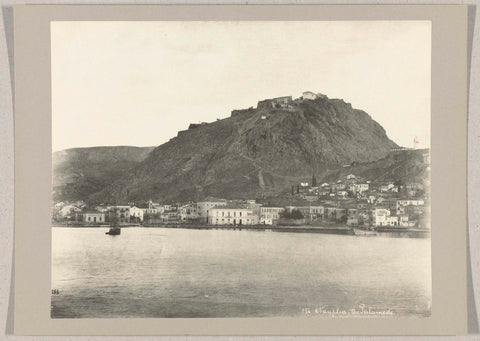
146;201;164;214
396;200;425;215
163;204;176;211
309;206;324;220
81;212;105;223
354;183;369;194
107;205;131;223
302;91;317;100
386;215;399;226
398;215;411;227
260;206;285;225
95;205;109;213
371;208;390;226
209;206;259;225
58;204;78;217
179;203;198;221
197;198;228;223
129;206;144;222
379;183;395;192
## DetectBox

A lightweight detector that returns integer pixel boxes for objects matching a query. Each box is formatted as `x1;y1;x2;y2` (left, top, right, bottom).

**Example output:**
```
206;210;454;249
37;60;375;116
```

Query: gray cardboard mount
13;4;468;336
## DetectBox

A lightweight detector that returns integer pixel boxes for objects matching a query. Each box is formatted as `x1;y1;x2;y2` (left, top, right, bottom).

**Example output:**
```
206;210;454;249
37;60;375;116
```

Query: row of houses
54;195;427;228
294;173;426;202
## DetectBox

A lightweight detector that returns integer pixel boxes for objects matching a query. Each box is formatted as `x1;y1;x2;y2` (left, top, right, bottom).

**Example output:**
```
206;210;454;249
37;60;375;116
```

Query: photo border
14;4;467;335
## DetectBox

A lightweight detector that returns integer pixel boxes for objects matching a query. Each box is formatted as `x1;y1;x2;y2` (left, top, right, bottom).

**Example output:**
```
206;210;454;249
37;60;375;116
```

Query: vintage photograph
50;21;432;318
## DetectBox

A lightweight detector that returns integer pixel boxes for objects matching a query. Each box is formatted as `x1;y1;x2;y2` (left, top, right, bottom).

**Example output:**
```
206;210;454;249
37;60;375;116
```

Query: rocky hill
88;95;399;203
53;146;155;202
319;149;429;184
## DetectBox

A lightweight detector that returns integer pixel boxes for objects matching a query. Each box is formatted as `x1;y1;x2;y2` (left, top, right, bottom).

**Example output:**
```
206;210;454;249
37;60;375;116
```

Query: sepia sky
51;21;431;152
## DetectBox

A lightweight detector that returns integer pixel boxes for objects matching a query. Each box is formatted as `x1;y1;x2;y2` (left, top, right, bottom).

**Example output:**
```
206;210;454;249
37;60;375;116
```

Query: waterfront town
52;150;430;233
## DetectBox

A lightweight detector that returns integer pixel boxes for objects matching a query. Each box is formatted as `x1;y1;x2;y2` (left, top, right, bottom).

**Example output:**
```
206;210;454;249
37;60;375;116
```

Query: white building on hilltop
302;91;317;100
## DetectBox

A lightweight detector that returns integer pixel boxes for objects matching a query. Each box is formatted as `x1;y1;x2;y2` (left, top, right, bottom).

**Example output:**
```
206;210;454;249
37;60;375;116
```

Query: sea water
51;227;431;318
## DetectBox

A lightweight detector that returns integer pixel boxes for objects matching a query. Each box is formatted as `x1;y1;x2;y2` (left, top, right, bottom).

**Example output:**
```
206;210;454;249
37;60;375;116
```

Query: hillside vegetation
53;146;155;202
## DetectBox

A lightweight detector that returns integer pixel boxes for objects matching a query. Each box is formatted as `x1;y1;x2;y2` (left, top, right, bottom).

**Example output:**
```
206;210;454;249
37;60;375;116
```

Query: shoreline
52;223;354;234
52;224;430;237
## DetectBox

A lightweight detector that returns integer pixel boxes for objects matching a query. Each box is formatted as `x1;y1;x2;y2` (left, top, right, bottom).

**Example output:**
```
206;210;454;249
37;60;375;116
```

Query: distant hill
53;146;155;202
88;95;399;204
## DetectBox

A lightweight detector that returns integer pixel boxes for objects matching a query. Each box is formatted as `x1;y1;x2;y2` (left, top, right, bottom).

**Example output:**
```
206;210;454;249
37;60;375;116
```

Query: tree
312;174;317;187
290;209;304;219
281;209;304;220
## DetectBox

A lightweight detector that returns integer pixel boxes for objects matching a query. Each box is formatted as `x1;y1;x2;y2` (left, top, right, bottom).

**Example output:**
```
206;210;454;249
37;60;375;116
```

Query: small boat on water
106;226;121;235
353;227;377;236
106;210;121;235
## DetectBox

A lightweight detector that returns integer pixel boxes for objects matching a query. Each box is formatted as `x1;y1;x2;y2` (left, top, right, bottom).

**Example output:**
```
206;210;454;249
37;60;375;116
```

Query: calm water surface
51;227;431;318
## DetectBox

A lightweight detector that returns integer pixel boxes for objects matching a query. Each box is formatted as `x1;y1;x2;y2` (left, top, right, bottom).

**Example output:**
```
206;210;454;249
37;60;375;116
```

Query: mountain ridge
86;95;399;203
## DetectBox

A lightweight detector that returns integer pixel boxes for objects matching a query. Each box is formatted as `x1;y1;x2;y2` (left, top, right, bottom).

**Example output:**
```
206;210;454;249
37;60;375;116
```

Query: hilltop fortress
257;91;329;109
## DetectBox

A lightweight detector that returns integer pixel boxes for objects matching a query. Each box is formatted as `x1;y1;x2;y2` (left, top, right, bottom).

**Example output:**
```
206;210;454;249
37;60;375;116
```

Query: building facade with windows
396;200;425;215
107;205;131;223
371;208;390;226
197;198;228;223
79;212;105;223
129;206;144;222
209;207;259;225
260;206;285;225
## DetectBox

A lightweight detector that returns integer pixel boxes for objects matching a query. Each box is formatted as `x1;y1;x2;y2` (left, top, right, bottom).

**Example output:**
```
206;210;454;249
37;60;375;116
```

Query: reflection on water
51;227;431;318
